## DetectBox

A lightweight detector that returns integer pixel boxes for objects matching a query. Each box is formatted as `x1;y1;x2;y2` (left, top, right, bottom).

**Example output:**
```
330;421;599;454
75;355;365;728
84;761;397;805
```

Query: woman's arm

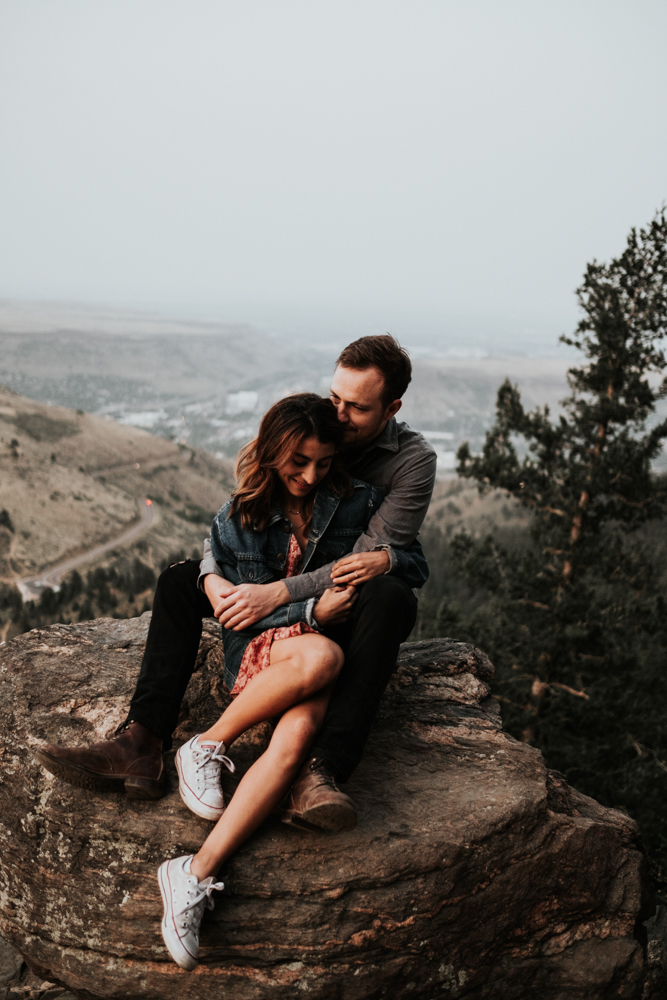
209;578;289;624
219;584;357;633
220;595;319;633
205;508;292;624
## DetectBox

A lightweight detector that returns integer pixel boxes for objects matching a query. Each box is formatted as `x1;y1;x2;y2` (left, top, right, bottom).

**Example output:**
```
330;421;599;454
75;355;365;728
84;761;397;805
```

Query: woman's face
277;435;336;501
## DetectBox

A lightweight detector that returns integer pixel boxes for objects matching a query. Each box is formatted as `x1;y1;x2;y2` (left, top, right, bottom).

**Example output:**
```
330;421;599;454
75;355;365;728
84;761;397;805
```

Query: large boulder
0;615;653;999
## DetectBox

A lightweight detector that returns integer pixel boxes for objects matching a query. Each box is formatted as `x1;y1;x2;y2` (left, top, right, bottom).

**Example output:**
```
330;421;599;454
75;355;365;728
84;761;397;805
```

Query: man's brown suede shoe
282;757;357;832
35;721;165;800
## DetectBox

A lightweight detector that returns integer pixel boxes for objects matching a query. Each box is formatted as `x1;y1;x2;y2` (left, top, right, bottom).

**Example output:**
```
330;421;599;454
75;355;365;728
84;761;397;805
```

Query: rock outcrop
0;934;78;1000
0;615;653;999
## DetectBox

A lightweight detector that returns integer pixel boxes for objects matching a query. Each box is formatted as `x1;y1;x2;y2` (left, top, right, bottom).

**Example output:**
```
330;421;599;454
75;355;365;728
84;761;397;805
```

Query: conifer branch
550;682;590;700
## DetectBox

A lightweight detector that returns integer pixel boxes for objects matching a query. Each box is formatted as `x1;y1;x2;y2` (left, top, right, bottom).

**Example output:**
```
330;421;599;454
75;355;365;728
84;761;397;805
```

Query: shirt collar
359;416;399;456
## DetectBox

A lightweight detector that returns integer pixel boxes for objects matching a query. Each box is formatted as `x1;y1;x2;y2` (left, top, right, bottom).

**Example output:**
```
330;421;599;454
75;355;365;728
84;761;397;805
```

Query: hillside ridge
0;384;235;586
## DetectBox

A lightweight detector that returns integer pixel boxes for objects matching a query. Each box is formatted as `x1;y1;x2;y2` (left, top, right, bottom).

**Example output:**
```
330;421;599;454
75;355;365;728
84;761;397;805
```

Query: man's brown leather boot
282;757;357;832
35;721;165;800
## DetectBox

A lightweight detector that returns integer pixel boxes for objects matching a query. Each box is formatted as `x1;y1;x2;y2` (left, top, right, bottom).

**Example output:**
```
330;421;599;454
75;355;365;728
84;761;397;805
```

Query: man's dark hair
336;334;412;407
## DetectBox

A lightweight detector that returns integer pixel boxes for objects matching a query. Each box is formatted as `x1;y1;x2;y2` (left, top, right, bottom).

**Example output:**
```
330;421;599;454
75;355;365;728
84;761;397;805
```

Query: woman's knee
299;639;343;693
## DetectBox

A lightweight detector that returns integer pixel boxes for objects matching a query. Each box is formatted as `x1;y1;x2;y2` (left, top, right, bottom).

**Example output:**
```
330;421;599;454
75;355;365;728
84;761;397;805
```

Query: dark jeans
312;575;417;780
125;560;418;782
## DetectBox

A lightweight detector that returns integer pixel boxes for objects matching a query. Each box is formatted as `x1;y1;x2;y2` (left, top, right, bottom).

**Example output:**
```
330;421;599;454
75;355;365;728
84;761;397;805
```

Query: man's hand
214;580;290;631
331;550;390;586
313;585;358;626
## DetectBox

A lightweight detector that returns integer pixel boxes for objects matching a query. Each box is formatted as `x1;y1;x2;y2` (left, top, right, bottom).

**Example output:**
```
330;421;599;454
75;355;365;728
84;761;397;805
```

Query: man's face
330;364;401;447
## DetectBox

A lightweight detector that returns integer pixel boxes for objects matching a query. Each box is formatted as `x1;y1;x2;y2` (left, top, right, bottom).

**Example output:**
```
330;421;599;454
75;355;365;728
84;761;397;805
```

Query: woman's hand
210;580;290;630
330;550;390;587
313;585;358;626
203;573;236;615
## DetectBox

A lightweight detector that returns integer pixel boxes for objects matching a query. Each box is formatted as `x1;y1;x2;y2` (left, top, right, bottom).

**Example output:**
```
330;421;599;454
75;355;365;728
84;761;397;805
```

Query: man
37;335;437;830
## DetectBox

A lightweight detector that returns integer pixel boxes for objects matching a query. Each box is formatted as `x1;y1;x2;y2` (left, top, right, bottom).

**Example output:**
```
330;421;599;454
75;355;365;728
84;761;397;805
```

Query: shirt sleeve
198;536;225;591
283;562;336;601
352;446;437;551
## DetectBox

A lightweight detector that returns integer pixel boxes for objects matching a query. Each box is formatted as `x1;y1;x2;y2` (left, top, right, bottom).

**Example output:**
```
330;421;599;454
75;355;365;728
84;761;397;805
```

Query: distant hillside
0;385;235;586
0;325;301;404
0;303;331;460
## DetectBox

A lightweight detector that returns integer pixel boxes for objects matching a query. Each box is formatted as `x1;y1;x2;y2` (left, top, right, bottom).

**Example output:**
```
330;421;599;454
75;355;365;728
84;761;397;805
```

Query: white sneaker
158;855;224;970
175;735;235;821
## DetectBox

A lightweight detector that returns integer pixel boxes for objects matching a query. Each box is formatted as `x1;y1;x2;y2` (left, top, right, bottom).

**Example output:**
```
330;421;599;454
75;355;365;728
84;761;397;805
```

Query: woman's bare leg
190;692;329;881
198;633;343;747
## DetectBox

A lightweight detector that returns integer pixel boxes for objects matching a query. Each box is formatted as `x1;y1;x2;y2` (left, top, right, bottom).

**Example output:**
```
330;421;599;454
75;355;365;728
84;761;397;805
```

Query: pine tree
454;211;667;882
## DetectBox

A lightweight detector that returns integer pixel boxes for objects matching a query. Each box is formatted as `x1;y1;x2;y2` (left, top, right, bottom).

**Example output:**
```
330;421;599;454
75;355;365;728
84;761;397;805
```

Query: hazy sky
1;1;666;350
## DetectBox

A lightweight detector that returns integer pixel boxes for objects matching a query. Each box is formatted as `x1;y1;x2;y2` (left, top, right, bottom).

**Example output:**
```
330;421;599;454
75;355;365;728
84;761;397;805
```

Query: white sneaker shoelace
159;855;225;969
176;871;225;931
191;739;235;794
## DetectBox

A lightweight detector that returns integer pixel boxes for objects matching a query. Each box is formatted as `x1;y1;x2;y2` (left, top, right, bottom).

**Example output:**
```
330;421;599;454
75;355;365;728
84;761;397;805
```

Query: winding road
87;449;185;479
16;499;155;603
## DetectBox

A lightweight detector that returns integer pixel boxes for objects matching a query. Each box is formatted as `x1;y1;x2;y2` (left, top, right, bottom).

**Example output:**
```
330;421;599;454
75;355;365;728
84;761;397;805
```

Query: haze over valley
0;301;573;479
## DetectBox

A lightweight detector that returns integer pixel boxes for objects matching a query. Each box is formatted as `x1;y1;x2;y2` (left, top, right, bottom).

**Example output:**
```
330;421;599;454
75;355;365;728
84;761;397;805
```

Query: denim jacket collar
262;491;339;535
301;488;341;573
262;481;367;574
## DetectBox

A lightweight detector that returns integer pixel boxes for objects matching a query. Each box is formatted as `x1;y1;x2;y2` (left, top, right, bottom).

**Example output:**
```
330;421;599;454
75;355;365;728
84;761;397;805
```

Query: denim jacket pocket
316;539;348;560
317;525;367;560
234;554;273;585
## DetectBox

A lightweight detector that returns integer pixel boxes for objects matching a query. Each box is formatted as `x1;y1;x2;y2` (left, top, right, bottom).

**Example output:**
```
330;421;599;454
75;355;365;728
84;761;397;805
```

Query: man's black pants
126;561;417;783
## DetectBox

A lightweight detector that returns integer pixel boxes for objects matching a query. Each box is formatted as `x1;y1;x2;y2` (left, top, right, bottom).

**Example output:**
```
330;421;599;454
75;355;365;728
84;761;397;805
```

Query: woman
158;393;424;971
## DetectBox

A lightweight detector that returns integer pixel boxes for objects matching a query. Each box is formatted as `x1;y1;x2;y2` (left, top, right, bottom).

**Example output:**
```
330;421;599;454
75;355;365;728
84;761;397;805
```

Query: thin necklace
286;506;303;515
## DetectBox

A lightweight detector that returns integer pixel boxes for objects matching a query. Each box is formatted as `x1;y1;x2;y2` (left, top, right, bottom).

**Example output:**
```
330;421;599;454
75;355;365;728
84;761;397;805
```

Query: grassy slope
0;385;235;586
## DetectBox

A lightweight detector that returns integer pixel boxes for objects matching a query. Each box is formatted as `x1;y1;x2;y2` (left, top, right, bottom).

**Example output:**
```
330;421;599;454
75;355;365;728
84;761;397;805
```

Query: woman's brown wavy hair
230;393;352;531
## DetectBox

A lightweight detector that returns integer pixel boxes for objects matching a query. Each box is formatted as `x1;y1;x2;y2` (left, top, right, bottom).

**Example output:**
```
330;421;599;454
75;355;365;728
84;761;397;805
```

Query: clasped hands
204;549;390;631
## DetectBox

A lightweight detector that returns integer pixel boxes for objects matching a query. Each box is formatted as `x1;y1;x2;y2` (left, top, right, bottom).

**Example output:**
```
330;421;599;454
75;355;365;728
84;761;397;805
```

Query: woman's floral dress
230;533;318;696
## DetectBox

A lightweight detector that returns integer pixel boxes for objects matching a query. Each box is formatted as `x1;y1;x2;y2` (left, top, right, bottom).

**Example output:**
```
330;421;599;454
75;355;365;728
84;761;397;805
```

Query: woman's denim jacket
210;479;429;690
